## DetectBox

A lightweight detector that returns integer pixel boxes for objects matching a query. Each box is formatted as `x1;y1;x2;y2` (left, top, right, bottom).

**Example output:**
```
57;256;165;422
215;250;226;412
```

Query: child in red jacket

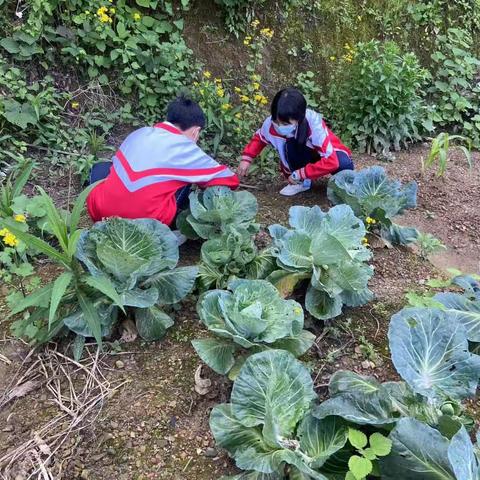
87;96;239;232
238;87;353;196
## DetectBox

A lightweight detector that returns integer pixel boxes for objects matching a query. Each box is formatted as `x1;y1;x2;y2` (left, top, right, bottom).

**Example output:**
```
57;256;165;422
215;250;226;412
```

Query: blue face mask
274;123;296;136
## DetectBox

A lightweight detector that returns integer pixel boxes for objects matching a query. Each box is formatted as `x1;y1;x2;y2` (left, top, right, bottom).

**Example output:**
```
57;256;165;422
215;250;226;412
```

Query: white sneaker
279;180;312;196
172;230;187;246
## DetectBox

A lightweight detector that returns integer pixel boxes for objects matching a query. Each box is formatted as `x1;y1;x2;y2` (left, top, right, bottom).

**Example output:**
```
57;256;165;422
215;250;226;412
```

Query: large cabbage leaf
76;218;197;341
380;418;480;480
389;307;480;400
327;166;418;245
177;186;259;239
210;350;343;479
193;280;314;375
268;205;374;320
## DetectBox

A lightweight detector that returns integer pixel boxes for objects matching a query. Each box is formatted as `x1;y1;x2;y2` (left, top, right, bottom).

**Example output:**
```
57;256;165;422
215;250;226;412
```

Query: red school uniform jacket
242;109;351;180
87;123;239;226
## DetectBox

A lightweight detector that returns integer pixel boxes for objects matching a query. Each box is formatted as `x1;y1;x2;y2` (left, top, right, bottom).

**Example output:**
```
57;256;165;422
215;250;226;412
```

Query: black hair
166;95;206;130
271;88;308;145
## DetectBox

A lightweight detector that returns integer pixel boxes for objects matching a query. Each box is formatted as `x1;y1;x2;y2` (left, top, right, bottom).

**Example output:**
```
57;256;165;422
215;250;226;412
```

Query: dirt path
0;145;478;479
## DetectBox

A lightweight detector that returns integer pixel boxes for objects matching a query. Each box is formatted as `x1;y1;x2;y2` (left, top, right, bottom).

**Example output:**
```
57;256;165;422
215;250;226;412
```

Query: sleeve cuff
241;155;253;163
297;167;307;180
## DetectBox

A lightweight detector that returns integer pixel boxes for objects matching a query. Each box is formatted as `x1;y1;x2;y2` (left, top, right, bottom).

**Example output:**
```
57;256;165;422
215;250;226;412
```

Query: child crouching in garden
238;87;354;196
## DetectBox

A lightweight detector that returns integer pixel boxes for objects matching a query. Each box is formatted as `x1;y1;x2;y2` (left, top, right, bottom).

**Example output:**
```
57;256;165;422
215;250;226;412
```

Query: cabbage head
210;349;349;479
327;166;419;245
192;279;315;377
268;205;374;321
176;186;259;239
75;218;198;341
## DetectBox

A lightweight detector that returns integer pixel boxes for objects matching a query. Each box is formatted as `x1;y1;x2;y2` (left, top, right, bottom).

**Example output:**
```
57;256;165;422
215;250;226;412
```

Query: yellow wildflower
234;87;242;93
260;96;268;105
203;71;211;79
344;43;351;50
71;101;79;109
357;15;362;21
193;81;199;86
240;95;250;103
366;217;376;225
252;82;260;90
251;19;260;28
0;228;9;237
254;94;262;103
251;74;261;81
133;12;141;21
109;7;115;13
330;56;336;61
97;6;107;15
3;232;19;247
243;38;251;46
260;28;273;39
221;103;232;111
235;113;242;119
14;214;26;223
214;78;222;84
216;88;225;98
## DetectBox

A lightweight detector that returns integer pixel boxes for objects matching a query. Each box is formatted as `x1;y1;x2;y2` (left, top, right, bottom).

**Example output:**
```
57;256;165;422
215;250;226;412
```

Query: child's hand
237;160;251;178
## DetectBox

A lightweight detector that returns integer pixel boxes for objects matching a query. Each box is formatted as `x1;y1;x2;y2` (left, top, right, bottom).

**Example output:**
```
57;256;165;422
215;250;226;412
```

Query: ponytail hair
270;87;308;146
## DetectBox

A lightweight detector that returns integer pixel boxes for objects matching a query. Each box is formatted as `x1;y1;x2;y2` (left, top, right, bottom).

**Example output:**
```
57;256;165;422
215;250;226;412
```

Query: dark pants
88;161;191;212
285;139;354;175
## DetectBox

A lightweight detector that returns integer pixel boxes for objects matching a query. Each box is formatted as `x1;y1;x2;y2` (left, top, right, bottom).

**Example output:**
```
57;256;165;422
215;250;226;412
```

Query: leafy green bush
428;28;480;147
326;40;428;154
268;205;374;321
177;186;259;240
192;279;314;377
327;166;419;246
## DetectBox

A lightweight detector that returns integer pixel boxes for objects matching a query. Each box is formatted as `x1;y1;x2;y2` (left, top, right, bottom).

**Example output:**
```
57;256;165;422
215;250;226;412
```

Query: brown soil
0;145;479;479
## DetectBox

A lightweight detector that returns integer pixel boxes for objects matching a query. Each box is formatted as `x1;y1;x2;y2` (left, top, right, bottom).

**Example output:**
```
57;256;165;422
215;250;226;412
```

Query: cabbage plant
380;419;480;479
327;166;419;245
75;217;198;341
198;229;275;291
268;205;374;321
210;349;350;479
192;279;315;377
176;186;259;240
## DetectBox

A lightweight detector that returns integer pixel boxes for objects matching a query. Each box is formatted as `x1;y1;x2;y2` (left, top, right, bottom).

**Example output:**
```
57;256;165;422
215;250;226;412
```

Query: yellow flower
203;71;211;79
330;56;336;61
214;78;222;84
254;94;262;102
357;15;362;21
14;214;26;223
193;81;199;86
109;7;116;13
260;28;273;39
344;43;351;50
216;88;225;98
260;96;268;105
366;217;376;225
252;82;260;90
234;87;242;93
133;12;141;21
3;232;19;247
99;14;111;23
251;74;260;81
0;228;9;237
243;39;251;46
235;113;242;119
251;19;260;28
97;6;107;15
221;103;232;111
240;95;250;103
71;101;79;109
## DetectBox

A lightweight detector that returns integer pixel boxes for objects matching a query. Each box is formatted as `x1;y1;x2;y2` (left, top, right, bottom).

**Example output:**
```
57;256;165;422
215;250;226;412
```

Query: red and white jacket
87;122;239;226
242;109;351;180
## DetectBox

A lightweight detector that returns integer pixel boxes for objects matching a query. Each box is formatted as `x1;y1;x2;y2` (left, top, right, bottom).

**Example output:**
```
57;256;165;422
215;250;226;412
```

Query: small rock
139;445;146;453
81;470;89;479
115;360;125;369
110;421;119;429
204;447;218;458
3;425;14;432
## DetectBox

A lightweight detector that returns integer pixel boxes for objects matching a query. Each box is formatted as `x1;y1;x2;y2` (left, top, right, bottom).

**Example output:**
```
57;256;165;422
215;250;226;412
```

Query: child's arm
238;128;270;177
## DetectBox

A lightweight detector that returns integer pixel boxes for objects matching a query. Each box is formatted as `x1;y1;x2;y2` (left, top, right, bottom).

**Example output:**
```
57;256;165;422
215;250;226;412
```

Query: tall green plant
326;40;428;154
3;185;123;347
